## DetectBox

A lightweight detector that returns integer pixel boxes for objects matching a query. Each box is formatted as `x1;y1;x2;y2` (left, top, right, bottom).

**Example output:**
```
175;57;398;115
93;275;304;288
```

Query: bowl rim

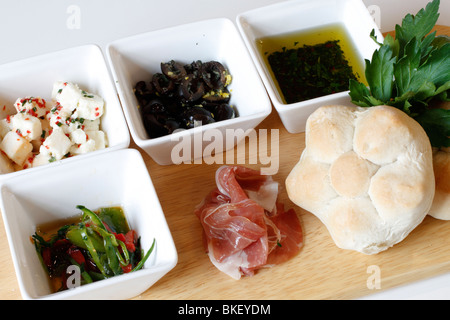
0;148;177;300
0;43;131;181
105;17;272;148
235;0;384;114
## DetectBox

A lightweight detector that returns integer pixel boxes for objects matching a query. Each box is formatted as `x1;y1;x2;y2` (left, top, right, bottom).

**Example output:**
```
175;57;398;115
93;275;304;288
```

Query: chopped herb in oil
267;40;358;104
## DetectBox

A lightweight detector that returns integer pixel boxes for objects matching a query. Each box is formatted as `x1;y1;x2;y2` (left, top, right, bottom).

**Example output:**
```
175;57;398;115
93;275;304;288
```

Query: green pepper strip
94;227;123;275
79;225;109;277
78;205;130;266
92;224;130;267
132;238;156;272
116;240;130;267
68;257;93;284
77;205;108;231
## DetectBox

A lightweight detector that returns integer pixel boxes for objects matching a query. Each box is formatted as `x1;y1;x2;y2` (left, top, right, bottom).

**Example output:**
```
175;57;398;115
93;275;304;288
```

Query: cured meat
195;165;303;279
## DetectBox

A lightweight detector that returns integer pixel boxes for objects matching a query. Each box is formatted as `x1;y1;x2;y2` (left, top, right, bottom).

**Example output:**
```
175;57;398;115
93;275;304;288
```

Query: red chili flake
36;98;46;109
121;263;132;273
2;105;5;111
6;115;11;123
25;118;30;121
26;130;31;134
95;107;99;111
95;112;100;117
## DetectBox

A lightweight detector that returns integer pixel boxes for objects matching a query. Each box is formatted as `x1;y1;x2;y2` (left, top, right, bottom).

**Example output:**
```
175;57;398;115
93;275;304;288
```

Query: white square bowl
0;44;130;180
0;148;177;300
106;18;272;165
236;0;383;133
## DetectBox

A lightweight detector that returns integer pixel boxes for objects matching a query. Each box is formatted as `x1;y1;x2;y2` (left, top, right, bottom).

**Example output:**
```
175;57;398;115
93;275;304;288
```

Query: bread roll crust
286;105;435;254
428;150;450;220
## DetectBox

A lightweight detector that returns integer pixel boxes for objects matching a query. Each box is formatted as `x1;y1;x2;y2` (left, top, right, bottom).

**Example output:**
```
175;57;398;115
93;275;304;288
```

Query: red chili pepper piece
121;263;132;273
67;246;86;265
42;247;52;268
124;230;136;252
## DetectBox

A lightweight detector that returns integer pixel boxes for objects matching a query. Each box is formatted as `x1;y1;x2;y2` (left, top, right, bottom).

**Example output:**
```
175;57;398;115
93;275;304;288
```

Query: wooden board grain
0;26;448;300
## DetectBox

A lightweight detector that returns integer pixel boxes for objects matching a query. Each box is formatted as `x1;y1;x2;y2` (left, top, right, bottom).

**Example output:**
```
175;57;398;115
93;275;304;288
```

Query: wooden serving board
0;26;448;300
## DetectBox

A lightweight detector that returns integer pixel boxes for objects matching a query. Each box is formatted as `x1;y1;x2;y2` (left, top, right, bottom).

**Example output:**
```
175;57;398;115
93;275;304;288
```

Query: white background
0;0;449;299
0;0;448;65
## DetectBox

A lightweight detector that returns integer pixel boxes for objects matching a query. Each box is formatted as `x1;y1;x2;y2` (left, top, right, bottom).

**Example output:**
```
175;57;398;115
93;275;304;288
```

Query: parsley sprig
349;0;450;147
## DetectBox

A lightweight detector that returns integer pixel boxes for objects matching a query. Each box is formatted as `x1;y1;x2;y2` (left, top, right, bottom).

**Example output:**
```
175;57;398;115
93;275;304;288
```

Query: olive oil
256;23;367;104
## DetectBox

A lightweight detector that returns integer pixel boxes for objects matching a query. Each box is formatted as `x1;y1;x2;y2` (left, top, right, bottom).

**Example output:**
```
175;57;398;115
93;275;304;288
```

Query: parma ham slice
195;165;303;279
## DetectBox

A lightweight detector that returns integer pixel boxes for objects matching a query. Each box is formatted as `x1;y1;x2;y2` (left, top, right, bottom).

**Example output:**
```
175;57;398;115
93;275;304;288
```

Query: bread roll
286;105;435;254
428;101;450;220
428;149;450;219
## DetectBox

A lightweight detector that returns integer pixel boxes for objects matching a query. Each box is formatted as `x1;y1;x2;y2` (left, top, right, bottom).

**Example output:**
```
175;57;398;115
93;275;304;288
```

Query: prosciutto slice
195;165;303;279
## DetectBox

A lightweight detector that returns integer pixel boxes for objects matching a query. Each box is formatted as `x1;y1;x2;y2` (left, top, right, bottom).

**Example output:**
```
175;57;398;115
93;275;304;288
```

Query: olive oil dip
257;23;366;104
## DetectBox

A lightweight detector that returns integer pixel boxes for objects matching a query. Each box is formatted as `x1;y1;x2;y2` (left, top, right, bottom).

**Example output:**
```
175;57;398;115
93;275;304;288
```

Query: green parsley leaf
348;0;450;148
394;0;440;53
365;45;396;102
415;108;450;147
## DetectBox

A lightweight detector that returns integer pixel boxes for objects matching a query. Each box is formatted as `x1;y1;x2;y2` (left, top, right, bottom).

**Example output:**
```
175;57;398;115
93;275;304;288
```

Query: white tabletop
0;0;449;300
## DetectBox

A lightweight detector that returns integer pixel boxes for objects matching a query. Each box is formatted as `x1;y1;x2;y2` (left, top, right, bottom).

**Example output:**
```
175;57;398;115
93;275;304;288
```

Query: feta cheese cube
70;128;87;144
47;106;72;132
40;127;72;161
14;97;48;118
51;81;67;100
32;152;53;168
20;153;36;170
55;82;82;112
0;151;14;174
11;113;42;141
0;118;12;140
72;92;104;120
70;139;96;155
86;130;106;150
0;131;33;165
83;119;100;131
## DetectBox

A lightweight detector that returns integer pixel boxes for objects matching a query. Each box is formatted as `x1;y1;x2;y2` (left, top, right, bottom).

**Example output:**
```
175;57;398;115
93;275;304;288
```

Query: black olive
212;103;235;121
152;73;175;95
181;74;205;102
181;106;215;129
164;98;184;115
142;113;172;138
184;60;203;77
201;61;228;89
161;60;187;82
164;118;181;134
134;81;155;106
202;87;231;103
135;59;236;139
142;98;166;114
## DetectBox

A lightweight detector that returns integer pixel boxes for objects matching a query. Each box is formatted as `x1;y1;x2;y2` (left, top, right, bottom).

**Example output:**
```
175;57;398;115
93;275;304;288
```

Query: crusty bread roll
428;101;450;220
428;149;450;219
286;105;435;254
